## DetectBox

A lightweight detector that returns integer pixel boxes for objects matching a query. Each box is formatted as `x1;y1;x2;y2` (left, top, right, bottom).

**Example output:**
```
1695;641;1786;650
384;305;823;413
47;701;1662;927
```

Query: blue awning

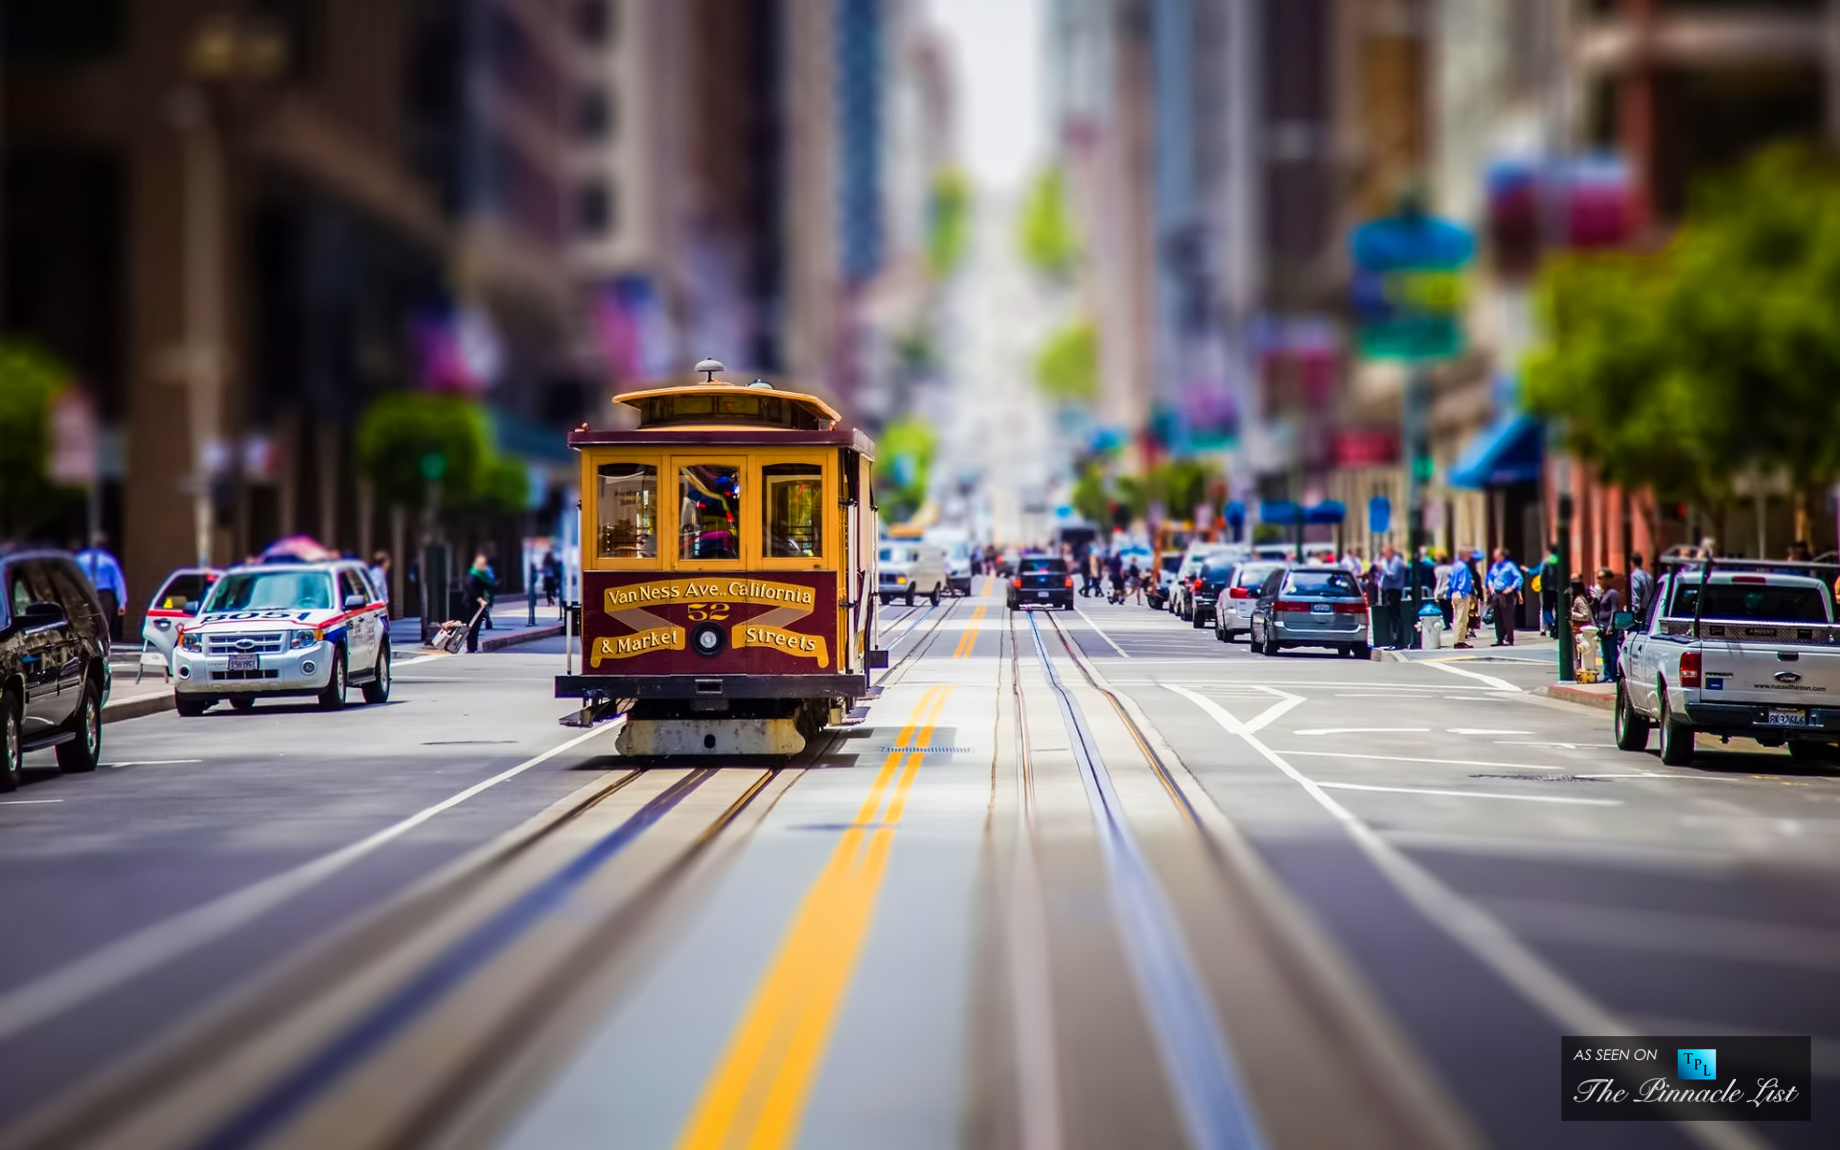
1448;414;1544;489
1305;500;1346;525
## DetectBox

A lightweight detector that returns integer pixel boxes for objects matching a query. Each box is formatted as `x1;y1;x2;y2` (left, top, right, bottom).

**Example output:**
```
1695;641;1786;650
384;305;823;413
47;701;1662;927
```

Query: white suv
172;561;391;715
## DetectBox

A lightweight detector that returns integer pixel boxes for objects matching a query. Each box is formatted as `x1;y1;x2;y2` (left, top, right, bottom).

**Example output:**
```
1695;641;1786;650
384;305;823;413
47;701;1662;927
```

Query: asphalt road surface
0;580;1834;1148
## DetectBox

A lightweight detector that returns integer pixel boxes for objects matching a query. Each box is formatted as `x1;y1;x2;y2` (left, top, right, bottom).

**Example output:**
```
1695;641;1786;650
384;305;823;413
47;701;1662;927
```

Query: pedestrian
480;546;499;630
1539;542;1560;637
1126;561;1145;605
74;533;127;643
1447;551;1476;648
1106;551;1125;604
1487;547;1523;647
464;554;493;653
369;551;391;614
1084;550;1103;597
542;550;561;607
1594;567;1624;681
1433;551;1454;628
1376;545;1407;649
1627;552;1654;620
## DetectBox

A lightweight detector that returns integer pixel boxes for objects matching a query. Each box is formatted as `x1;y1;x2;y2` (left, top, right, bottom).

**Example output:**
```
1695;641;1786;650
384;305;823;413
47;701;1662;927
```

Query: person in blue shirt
1376;545;1407;649
1446;553;1476;648
1486;547;1524;646
75;533;127;642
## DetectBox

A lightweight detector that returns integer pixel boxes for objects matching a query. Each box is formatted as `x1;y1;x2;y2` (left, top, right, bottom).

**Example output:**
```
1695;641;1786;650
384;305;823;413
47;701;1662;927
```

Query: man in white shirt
75;533;127;642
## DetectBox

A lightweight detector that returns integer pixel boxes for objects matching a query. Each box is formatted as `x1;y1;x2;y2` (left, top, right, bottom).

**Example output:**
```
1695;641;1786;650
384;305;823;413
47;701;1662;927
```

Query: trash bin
1416;602;1445;651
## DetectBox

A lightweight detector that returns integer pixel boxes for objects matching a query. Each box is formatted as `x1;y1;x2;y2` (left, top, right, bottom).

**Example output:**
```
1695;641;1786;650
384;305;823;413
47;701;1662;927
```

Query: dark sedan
1248;567;1371;657
1007;556;1074;610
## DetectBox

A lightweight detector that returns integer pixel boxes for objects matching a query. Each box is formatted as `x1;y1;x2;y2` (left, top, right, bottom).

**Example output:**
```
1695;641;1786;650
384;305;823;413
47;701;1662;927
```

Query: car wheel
1787;741;1837;763
56;677;102;773
318;646;348;711
1263;635;1281;657
0;694;22;793
880;595;891;607
230;697;256;712
175;696;210;718
1352;642;1371;659
929;587;941;607
1192;612;1207;629
905;590;916;606
362;643;392;705
1613;682;1650;752
1657;689;1694;766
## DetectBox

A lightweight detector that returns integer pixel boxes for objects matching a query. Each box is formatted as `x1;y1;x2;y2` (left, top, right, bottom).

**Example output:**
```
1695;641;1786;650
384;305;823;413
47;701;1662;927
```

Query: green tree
0;342;84;541
1016;168;1081;278
876;416;936;523
1070;463;1110;524
356;392;497;509
1034;319;1099;404
928;169;972;279
1524;147;1840;515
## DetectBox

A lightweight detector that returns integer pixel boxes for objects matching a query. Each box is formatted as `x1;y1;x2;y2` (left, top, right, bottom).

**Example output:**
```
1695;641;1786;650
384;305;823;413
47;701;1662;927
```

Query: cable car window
597;462;658;559
679;464;741;560
763;463;824;557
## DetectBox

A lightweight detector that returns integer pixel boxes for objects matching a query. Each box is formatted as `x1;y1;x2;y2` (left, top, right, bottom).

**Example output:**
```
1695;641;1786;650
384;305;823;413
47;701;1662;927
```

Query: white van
877;543;949;606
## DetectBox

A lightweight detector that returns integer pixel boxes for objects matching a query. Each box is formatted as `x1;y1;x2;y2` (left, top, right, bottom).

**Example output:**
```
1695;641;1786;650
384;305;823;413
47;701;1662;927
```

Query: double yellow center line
677;685;955;1150
953;605;988;658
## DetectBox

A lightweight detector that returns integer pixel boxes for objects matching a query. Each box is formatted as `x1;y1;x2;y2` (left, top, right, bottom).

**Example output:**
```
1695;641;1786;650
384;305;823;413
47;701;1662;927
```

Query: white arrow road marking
1294;727;1431;736
1419;660;1522;692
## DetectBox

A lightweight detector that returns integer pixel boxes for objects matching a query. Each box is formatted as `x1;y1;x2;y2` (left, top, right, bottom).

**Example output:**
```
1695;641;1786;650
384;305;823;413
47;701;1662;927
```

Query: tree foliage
0;342;84;541
928;168;972;280
876;416;936;523
356;392;497;510
1017;168;1081;278
1524;147;1840;508
1034;319;1099;404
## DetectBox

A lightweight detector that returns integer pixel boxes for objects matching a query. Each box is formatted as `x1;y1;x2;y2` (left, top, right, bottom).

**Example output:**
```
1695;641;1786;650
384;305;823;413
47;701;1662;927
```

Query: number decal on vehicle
685;602;732;622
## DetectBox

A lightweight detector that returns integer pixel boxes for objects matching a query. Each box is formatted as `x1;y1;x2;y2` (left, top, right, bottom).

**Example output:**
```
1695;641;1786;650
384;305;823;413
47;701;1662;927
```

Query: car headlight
895;575;907;584
179;631;202;653
288;628;323;649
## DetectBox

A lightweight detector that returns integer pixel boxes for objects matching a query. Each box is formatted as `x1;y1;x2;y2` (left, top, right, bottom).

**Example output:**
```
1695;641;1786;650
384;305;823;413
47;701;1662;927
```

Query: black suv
1;550;112;789
1008;556;1074;610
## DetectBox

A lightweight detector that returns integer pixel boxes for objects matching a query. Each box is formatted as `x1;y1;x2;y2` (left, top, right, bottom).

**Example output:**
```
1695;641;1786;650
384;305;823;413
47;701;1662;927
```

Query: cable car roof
613;382;842;430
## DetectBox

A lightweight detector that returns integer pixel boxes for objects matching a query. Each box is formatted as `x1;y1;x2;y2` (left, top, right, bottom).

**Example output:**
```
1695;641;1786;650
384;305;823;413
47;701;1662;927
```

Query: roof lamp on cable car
695;357;725;383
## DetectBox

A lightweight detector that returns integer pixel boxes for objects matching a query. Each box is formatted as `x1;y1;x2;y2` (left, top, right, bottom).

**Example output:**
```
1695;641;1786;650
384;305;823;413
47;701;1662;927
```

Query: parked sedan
1210;561;1286;641
1248;567;1371;657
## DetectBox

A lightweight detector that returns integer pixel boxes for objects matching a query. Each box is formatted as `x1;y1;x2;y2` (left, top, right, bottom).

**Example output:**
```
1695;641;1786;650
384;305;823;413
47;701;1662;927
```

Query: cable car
556;360;881;756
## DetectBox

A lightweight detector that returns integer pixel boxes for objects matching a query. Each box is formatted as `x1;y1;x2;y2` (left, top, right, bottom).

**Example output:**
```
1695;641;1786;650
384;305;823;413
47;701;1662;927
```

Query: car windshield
1670;583;1830;623
205;570;334;612
1162;556;1182;573
1200;563;1237;584
1283;570;1362;597
879;547;911;564
1020;558;1067;574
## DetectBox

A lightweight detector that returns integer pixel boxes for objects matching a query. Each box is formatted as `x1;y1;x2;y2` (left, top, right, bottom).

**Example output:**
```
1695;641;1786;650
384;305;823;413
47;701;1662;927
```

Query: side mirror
343;593;367;610
183;600;202;616
1613;610;1635;631
22;600;65;627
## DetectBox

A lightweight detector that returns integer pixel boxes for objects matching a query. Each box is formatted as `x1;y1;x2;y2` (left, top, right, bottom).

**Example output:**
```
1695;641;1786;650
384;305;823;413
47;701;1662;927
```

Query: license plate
1765;707;1807;727
227;653;258;672
1311;603;1333;614
1037;591;1051;599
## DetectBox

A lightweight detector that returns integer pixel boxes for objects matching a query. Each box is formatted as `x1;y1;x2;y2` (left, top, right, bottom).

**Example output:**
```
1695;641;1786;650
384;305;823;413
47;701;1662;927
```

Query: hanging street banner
1351;213;1476;361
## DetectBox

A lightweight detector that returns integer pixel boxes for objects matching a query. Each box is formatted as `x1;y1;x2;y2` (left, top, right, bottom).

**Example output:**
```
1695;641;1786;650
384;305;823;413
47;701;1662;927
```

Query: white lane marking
0;799;63;806
1294;727;1431;737
1069;607;1131;658
0;722;618;1044
1165;683;1762;1150
1243;692;1306;734
1447;728;1533;736
392;653;447;667
1573;773;1743;782
1417;660;1521;692
101;759;204;768
1315;782;1621;807
1280;750;1573;771
1495;741;1618;750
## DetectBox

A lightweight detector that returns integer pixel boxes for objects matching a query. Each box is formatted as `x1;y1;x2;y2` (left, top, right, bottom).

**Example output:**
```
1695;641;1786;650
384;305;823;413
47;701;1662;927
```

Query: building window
578;87;615;140
575;0;614;45
577;179;616;236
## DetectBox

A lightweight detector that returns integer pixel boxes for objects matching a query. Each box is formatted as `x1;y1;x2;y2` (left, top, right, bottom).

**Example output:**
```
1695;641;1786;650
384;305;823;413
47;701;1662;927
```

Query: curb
480;624;564;653
1533;683;1617;711
102;692;173;725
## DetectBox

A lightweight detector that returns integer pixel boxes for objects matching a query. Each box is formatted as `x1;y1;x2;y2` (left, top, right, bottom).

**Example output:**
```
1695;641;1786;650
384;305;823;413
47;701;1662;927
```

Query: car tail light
1012;577;1022;588
1333;601;1368;614
1064;576;1074;587
1275;599;1312;614
1227;586;1251;599
1730;575;1766;584
1680;649;1702;688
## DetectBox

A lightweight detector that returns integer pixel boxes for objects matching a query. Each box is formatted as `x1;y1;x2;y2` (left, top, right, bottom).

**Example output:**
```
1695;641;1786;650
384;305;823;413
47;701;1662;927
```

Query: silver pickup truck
1616;562;1840;765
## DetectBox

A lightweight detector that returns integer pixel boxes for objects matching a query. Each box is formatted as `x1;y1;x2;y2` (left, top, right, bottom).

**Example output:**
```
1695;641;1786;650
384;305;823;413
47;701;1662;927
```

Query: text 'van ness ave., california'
604;579;816;611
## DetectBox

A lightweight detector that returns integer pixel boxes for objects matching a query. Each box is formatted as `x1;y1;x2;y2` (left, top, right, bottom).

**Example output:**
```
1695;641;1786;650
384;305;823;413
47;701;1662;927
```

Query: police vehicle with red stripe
171;561;391;716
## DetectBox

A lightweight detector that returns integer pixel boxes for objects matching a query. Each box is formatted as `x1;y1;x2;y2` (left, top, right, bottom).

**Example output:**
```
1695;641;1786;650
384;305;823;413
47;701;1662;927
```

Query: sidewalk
1372;630;1558;664
390;601;566;654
